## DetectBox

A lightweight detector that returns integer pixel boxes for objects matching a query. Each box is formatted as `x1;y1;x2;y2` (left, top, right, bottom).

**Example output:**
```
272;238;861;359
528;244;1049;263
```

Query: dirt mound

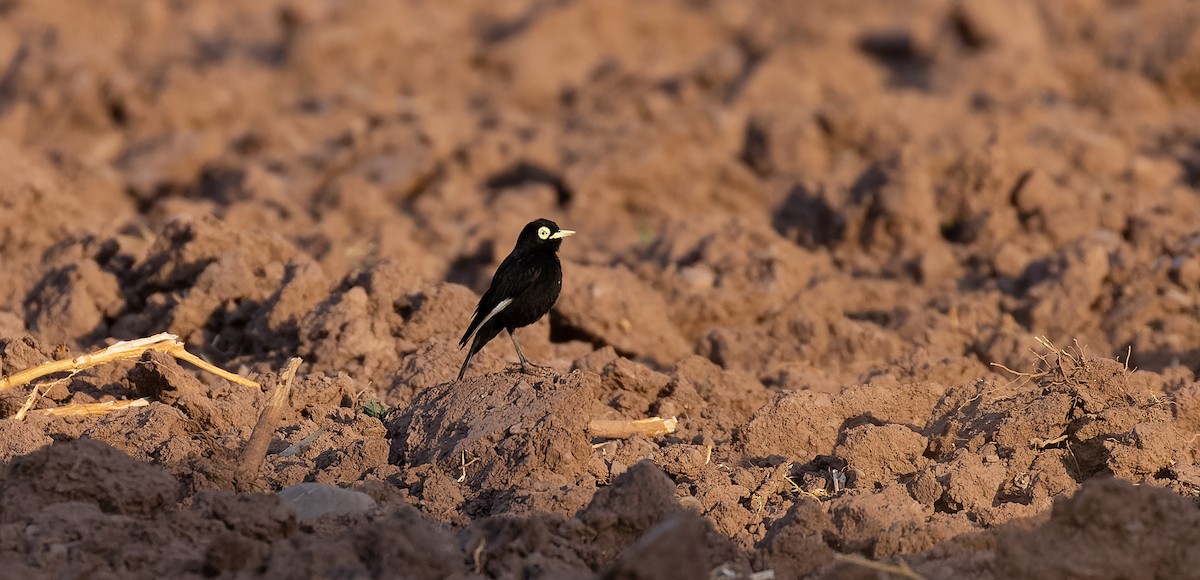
554;262;691;365
909;477;1200;579
633;216;834;341
389;370;603;519
584;461;743;578
3;0;1200;577
0;438;177;521
0;438;748;578
919;352;1187;524
0;439;468;578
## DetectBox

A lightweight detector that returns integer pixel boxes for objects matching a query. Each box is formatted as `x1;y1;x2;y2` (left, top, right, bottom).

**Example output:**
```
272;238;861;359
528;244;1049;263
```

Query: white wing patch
465;297;513;345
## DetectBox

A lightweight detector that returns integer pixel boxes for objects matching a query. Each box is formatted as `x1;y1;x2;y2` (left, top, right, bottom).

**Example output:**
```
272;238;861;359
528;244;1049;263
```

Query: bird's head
515;218;575;252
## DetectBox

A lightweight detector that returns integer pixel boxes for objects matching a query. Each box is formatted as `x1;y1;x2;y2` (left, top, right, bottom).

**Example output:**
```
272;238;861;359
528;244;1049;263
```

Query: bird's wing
459;257;542;348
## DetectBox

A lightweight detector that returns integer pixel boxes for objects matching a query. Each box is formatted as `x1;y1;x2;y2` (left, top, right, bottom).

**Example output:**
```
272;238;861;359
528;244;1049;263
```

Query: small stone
276;482;376;522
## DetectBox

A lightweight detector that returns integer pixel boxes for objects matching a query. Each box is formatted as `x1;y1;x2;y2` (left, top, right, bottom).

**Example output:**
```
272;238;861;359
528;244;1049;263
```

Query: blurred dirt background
2;0;1200;578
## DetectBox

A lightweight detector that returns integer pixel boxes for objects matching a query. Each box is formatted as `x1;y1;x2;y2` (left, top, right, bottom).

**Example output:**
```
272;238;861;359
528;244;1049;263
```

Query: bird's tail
459;313;480;349
457;349;473;380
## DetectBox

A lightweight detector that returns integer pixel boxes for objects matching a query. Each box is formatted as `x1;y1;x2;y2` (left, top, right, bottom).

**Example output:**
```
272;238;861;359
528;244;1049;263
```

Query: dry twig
13;376;72;421
279;427;326;458
473;539;486;575
457;450;480;483
234;357;301;491
833;553;925;580
0;332;260;393
1031;433;1069;449
990;362;1048;379
33;398;151;417
588;416;678;439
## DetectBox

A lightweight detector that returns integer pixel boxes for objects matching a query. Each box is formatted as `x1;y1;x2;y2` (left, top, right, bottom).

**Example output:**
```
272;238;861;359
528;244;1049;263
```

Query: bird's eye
537;226;551;240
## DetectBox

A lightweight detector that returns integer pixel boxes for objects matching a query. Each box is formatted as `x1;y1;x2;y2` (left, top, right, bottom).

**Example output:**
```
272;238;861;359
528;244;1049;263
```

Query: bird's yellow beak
549;229;575;239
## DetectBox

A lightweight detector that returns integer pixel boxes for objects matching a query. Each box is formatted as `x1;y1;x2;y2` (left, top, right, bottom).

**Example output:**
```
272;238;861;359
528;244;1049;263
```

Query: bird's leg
508;329;550;374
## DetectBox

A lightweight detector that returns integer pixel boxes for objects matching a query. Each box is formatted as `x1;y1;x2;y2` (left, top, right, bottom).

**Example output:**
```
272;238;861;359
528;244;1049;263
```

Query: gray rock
276;482;376;521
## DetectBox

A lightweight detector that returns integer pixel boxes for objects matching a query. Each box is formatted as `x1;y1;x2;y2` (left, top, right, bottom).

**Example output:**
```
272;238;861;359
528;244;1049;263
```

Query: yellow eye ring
537;226;551;240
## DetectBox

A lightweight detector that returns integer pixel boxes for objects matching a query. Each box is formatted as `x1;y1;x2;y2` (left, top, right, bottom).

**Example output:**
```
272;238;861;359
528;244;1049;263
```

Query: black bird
458;218;575;380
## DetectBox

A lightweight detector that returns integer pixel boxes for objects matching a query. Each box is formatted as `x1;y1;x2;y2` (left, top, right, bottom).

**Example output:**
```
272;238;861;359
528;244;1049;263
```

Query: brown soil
3;0;1200;577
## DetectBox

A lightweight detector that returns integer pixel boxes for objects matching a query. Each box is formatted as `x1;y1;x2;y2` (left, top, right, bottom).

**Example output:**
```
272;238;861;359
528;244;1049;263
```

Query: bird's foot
506;361;555;376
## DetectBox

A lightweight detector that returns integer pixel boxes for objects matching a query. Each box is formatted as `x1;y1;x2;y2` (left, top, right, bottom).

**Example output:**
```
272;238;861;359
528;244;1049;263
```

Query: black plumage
457;218;575;380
